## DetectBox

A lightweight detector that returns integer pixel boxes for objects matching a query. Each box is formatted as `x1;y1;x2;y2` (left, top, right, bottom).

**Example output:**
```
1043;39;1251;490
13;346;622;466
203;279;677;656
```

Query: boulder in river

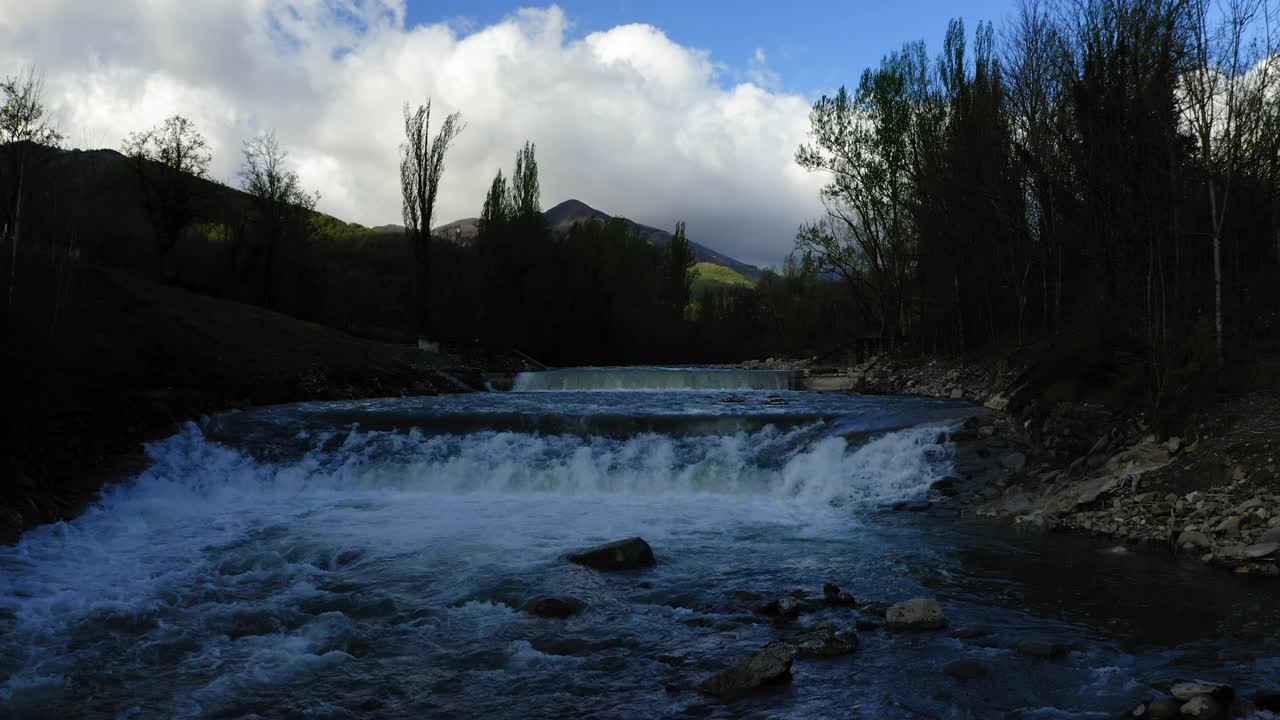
885;597;947;631
697;642;795;698
757;596;807;618
822;583;857;606
1244;542;1278;558
522;596;585;619
567;537;656;571
1177;529;1212;550
1133;698;1182;719
1179;695;1225;718
787;625;859;658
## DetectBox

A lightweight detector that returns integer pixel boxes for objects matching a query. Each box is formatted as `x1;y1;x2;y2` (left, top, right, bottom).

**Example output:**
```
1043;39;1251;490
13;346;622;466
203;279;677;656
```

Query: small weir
511;366;794;391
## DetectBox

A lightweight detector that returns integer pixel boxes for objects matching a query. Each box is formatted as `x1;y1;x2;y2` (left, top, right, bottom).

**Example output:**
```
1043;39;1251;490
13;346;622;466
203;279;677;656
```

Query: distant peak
544;199;611;226
547;199;596;214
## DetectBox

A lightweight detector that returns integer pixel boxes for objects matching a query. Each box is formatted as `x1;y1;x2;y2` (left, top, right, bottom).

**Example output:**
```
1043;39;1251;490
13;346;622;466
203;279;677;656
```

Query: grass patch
691;262;754;295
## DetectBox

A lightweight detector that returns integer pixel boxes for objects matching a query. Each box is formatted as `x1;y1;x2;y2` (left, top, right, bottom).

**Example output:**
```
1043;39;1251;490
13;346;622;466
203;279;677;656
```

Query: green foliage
309;216;383;246
479;170;511;233
187;222;231;245
690;262;754;295
508;141;541;219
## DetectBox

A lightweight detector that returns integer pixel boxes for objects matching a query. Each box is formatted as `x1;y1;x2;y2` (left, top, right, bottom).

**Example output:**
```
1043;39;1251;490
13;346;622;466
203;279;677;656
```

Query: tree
664;221;697;324
237;129;318;306
478;169;511;234
795;46;926;344
508;141;541;219
1181;0;1273;371
1;66;64;306
400;99;463;342
122;115;213;256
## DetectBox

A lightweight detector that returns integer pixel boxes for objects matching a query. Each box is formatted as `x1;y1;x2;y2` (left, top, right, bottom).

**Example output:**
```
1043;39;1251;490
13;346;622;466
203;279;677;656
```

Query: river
1;368;1278;718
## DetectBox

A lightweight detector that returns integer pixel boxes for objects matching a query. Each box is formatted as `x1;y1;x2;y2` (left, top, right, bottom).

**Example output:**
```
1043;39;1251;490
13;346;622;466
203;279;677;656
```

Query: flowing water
2;368;1279;719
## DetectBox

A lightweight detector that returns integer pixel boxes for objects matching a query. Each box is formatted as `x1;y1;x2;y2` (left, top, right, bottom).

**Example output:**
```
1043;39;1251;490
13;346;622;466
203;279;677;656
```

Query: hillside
431;199;764;281
691;262;755;296
1;263;484;543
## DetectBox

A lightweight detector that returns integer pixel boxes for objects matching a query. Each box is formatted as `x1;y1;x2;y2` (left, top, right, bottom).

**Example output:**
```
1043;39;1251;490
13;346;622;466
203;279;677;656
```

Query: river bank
802;351;1280;579
1;265;489;544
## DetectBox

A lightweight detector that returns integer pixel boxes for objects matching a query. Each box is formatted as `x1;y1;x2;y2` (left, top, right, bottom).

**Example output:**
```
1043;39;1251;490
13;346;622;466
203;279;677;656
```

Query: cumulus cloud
0;1;824;267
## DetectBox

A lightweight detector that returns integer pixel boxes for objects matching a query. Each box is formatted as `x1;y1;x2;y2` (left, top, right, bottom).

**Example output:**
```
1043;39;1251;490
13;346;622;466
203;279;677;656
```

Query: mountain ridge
422;199;763;281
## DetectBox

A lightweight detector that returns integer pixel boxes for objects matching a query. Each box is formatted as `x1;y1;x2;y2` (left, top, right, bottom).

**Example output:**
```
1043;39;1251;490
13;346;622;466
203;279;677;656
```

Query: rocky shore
723;352;1280;578
824;353;1280;579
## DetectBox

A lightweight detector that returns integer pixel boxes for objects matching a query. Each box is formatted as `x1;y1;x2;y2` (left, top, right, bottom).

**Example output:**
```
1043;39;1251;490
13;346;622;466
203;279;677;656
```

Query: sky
0;0;1017;269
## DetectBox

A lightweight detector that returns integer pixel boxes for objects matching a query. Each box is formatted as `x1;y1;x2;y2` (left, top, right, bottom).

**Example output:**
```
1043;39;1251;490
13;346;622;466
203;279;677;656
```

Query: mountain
428;199;763;281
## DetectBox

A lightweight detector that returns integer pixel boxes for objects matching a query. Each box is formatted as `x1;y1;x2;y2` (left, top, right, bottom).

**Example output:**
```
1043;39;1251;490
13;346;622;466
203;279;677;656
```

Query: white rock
1170;680;1226;701
1180;695;1224;718
1244;542;1278;558
885;597;947;630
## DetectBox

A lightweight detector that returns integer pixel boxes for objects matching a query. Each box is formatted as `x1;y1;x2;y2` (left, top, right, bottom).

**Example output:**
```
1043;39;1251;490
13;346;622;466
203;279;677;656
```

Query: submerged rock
568;537;656;571
523;596;585;619
943;660;989;681
757;596;806;618
697;642;795;698
930;476;961;497
822;583;857;606
1014;641;1068;659
1133;698;1181;719
855;617;882;631
892;500;932;512
1254;691;1280;711
885;597;947;631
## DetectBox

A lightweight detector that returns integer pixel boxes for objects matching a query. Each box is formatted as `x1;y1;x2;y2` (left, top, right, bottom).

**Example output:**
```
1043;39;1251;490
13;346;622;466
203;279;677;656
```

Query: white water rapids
3;372;1278;719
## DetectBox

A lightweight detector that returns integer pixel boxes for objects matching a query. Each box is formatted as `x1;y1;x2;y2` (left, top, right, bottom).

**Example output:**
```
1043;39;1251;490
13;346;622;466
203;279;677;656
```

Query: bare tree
238;130;316;210
1181;0;1273;370
1;66;64;306
122;115;212;256
400;99;463;344
123;115;212;178
237;129;318;305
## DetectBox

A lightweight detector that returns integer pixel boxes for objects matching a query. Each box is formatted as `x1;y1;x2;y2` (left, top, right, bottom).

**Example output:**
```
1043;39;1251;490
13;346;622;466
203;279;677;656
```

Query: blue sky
408;0;1019;95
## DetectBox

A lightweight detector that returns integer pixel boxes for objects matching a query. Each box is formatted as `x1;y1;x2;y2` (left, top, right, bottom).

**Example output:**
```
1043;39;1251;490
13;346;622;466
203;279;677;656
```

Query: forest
2;0;1280;418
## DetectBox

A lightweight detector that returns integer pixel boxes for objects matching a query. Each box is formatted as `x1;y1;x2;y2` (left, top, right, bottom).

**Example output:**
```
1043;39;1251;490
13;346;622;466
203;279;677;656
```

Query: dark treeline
4;0;1280;412
1;103;846;366
794;0;1280;417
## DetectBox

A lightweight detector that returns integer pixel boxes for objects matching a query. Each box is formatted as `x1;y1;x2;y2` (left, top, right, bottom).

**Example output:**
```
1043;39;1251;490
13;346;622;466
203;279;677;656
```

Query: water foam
128;420;950;503
0;420;952;715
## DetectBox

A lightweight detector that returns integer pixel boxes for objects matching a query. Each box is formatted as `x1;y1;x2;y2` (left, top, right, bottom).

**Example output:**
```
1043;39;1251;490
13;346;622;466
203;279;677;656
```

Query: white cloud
0;1;823;267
